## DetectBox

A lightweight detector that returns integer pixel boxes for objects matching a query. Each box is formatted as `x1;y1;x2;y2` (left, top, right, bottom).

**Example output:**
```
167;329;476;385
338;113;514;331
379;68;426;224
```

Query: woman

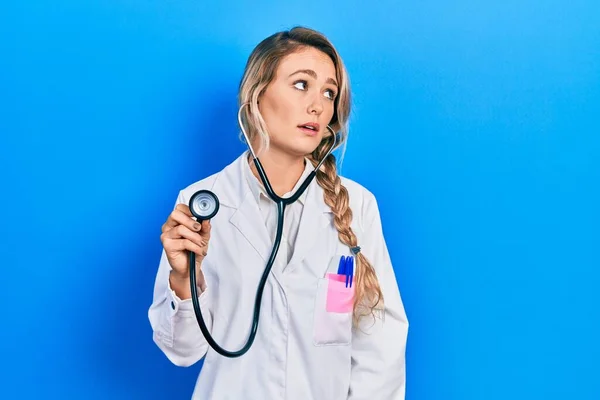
149;26;409;399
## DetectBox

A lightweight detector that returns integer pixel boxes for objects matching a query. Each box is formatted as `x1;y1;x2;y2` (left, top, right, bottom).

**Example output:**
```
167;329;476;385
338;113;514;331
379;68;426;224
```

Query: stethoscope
186;103;339;358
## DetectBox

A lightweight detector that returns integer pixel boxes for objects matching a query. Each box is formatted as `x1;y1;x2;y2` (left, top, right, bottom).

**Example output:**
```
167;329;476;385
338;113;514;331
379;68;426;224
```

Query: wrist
169;269;189;282
169;270;192;300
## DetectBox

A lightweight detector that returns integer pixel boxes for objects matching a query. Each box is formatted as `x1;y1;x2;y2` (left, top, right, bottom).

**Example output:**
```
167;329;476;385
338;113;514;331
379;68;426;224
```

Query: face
257;47;338;157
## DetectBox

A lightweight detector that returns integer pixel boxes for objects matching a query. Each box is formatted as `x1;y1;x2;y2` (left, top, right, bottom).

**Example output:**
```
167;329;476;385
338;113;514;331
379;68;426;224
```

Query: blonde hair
237;26;383;324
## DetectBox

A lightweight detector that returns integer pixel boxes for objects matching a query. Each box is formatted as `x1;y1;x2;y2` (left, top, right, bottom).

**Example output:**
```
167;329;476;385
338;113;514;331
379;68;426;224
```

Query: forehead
276;47;337;80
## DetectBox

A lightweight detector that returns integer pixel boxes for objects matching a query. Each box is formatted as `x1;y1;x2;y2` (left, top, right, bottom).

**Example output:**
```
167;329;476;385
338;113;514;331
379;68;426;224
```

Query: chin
273;136;321;157
287;145;316;157
291;139;321;156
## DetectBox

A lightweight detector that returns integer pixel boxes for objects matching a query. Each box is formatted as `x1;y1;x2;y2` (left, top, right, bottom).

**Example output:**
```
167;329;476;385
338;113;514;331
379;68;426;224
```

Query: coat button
171;301;175;310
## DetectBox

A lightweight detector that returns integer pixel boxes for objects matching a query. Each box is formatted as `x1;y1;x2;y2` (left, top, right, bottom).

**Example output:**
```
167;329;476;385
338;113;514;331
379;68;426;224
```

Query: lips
298;122;320;136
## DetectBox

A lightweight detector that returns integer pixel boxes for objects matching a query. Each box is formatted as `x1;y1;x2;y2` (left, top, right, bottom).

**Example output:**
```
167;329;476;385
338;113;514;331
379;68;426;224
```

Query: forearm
169;271;193;300
348;191;410;398
348;310;408;399
149;252;213;366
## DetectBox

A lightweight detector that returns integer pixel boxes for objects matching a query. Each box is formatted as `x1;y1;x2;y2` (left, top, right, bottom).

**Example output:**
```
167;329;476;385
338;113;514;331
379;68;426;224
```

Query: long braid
309;138;384;326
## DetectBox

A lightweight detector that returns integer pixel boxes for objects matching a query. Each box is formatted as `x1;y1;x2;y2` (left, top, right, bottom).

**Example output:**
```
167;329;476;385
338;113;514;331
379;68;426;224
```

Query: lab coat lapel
229;192;272;262
213;153;272;262
214;152;331;267
286;180;331;270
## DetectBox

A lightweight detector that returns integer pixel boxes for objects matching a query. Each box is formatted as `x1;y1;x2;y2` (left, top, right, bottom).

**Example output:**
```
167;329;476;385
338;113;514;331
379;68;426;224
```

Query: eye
293;80;307;91
324;89;337;100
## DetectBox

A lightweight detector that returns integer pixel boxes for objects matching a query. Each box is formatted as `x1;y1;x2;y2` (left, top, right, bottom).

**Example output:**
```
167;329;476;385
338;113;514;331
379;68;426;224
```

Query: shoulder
339;175;377;205
175;171;221;205
338;175;380;229
173;152;246;205
339;175;374;199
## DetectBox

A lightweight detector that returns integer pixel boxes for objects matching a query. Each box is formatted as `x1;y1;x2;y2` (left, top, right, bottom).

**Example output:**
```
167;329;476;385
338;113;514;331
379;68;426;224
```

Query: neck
248;145;306;197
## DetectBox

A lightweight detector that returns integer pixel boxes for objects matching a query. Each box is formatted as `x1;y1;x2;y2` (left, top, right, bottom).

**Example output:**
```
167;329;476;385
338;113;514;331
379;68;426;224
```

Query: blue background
1;1;599;399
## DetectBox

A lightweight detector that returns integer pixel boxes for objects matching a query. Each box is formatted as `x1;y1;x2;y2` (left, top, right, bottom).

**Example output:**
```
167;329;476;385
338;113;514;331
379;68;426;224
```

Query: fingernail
193;223;201;230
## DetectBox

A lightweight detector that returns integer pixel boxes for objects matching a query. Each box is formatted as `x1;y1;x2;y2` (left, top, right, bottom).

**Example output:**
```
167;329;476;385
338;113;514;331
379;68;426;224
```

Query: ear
257;87;267;105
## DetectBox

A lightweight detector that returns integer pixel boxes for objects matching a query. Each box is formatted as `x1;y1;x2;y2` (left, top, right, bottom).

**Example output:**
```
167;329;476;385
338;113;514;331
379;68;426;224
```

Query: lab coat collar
213;151;330;213
242;150;313;206
211;151;332;265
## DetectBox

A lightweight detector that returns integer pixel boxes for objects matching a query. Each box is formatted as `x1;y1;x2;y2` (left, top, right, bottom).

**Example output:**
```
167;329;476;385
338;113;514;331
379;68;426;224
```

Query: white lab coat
148;152;409;400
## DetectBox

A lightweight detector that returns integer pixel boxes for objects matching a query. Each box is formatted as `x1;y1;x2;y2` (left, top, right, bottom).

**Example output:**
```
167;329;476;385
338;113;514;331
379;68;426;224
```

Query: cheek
264;101;297;137
276;95;297;119
323;102;336;124
261;93;295;125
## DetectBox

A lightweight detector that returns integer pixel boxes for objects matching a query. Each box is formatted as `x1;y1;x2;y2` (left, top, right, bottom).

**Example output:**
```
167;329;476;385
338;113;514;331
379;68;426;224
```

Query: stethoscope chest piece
189;190;220;221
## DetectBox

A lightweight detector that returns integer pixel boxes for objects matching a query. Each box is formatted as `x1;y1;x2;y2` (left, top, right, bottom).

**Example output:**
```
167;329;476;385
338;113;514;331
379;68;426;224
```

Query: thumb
200;219;212;239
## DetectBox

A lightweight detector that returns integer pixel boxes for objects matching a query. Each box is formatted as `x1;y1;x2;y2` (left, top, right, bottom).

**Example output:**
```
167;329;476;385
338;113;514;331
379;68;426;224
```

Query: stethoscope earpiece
189;190;220;221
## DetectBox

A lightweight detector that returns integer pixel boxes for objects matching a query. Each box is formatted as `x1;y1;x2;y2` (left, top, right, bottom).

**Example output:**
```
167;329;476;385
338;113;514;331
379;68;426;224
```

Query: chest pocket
312;256;355;346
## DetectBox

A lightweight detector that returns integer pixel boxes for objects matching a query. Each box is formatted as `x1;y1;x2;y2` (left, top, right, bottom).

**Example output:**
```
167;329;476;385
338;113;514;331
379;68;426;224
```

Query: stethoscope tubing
188;103;338;358
190;195;285;358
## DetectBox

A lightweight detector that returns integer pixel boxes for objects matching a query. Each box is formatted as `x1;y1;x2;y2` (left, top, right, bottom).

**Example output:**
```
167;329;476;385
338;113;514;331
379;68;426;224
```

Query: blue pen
338;255;347;276
345;265;349;288
337;256;353;288
347;256;354;288
345;256;352;288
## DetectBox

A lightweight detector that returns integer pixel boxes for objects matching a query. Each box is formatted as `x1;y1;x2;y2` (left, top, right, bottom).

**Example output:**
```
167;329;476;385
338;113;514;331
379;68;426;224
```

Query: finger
161;204;193;232
198;219;212;240
178;239;208;258
175;203;193;217
165;225;207;248
165;238;206;257
163;209;201;234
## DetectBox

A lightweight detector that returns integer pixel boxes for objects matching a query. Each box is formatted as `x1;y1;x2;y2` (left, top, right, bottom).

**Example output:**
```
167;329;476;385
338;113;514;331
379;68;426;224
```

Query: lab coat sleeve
148;191;214;367
348;191;409;399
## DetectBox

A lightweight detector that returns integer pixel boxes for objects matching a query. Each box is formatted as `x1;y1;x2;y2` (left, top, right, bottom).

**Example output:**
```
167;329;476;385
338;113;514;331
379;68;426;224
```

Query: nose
308;95;324;115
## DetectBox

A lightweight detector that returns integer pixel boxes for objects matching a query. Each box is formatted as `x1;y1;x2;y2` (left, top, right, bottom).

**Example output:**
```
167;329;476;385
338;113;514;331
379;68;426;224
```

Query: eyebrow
288;69;338;88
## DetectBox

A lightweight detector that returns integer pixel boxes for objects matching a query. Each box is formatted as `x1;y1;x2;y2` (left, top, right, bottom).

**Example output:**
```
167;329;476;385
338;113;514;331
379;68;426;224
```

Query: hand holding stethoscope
160;203;214;300
159;103;338;359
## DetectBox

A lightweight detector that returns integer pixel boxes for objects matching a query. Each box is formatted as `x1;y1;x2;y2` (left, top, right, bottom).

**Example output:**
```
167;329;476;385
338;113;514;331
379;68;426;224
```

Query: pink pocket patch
325;273;355;313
